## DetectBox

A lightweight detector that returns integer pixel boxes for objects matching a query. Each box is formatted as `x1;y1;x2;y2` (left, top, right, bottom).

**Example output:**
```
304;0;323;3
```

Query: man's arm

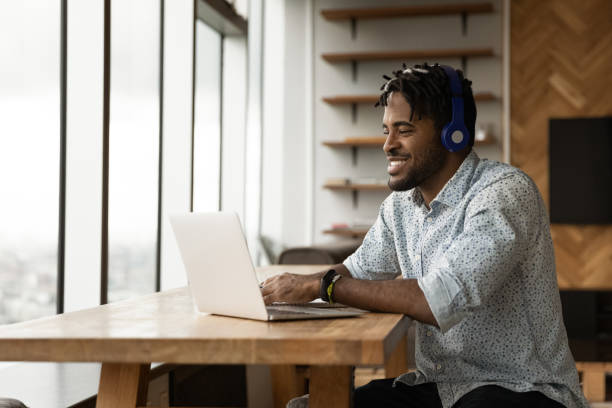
259;263;348;304
260;264;438;327
332;274;438;326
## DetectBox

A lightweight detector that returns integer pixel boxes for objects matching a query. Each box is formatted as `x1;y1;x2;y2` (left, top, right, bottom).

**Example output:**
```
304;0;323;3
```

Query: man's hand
260;273;320;305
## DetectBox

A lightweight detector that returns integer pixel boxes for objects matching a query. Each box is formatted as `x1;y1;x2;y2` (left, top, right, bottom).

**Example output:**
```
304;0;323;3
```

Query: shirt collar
431;149;480;208
405;150;480;208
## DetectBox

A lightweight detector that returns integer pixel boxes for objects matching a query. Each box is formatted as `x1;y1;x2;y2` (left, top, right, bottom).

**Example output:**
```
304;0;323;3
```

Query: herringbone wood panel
511;0;612;289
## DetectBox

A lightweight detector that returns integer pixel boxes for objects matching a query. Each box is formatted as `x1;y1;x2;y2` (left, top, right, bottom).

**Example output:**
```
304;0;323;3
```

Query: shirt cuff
417;270;466;333
342;256;362;279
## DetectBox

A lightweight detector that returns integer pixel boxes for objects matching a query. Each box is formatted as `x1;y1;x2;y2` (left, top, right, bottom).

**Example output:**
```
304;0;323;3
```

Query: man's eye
399;129;413;134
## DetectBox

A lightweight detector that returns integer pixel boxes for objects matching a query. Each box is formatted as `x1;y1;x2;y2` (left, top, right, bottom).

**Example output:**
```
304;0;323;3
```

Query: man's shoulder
471;159;537;196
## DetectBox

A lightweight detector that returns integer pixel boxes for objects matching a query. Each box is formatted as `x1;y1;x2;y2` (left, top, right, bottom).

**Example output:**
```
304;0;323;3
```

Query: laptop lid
170;211;269;321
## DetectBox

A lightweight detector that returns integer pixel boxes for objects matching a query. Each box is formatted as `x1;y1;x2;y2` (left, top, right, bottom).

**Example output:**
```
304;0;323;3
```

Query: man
261;63;588;408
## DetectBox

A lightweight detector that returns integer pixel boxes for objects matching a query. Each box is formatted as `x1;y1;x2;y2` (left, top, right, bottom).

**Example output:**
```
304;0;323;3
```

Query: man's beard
388;143;447;191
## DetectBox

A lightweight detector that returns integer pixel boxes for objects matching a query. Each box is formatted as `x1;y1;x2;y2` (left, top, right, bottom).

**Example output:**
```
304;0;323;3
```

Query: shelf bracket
351;146;358;166
351;60;358;82
351;103;358;124
461;12;468;36
350;18;357;40
352;190;359;209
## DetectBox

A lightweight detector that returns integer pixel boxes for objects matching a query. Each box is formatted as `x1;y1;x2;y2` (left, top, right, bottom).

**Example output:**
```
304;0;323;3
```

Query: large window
0;0;250;320
0;2;60;323
107;0;161;302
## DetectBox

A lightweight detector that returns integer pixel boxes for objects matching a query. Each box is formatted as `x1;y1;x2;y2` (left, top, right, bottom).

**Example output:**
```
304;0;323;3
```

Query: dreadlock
376;62;477;148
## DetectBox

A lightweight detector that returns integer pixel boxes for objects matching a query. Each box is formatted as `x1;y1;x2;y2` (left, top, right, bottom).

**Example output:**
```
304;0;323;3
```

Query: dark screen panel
549;117;612;224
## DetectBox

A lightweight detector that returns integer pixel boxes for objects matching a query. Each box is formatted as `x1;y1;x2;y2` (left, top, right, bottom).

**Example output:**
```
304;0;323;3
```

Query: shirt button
426;331;432;337
426;217;433;223
436;364;442;370
415;255;421;261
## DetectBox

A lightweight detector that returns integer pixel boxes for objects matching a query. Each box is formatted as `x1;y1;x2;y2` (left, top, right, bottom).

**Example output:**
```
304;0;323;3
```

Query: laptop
170;211;365;321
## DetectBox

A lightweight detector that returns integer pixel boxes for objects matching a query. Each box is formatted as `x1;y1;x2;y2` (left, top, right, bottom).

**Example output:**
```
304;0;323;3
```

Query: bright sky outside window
0;2;60;323
193;20;222;213
108;0;161;303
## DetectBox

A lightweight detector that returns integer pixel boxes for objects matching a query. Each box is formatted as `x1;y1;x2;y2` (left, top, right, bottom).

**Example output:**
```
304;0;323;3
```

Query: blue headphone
439;65;470;152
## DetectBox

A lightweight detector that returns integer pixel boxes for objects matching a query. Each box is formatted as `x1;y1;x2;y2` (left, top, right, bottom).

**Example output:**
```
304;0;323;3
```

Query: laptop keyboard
266;306;347;316
266;307;313;315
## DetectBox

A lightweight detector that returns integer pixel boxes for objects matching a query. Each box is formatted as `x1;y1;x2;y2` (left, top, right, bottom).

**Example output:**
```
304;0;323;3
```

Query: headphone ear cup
441;124;469;152
439;65;470;152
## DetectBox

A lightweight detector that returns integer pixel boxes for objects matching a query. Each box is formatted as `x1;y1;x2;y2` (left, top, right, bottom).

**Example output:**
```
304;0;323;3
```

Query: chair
0;398;27;408
277;239;362;265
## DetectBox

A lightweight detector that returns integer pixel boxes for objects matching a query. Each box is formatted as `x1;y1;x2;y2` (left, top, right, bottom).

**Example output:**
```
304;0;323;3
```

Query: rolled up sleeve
417;175;539;333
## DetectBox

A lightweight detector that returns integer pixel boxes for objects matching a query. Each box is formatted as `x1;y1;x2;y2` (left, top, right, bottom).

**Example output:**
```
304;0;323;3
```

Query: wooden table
0;266;411;408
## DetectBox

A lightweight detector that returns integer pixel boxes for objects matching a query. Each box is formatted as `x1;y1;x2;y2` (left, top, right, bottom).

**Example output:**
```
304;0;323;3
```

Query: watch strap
327;274;343;304
320;269;337;302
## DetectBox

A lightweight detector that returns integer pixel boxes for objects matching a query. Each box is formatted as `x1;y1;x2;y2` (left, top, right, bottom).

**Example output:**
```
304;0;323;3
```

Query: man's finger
261;284;274;296
262;275;279;287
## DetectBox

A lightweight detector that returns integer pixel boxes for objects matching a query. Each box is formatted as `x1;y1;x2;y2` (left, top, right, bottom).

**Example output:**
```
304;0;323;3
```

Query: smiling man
261;63;588;408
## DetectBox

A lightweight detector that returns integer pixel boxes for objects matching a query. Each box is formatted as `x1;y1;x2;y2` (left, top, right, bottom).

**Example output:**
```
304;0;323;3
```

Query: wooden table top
0;266;410;366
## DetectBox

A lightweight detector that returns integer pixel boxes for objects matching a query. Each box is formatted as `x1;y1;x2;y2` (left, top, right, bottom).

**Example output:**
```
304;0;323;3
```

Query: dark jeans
354;379;566;408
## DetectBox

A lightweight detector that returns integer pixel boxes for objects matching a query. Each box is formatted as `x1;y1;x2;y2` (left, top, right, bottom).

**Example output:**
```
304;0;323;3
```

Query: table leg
96;362;150;408
384;334;408;378
309;365;353;408
579;362;606;402
270;365;308;408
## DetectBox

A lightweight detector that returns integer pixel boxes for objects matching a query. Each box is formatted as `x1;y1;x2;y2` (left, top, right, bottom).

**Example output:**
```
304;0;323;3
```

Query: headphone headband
440;65;463;96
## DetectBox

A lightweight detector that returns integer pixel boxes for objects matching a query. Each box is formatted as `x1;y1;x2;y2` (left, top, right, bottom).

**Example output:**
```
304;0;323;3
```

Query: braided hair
376;62;477;148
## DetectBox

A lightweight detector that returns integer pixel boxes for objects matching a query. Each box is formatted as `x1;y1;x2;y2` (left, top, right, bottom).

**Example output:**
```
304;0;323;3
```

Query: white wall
260;0;312;255
244;0;265;261
260;0;285;246
260;0;504;249
281;0;312;247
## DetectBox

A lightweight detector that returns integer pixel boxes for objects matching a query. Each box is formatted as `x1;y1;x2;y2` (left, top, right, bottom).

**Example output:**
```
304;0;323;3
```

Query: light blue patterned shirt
344;150;588;408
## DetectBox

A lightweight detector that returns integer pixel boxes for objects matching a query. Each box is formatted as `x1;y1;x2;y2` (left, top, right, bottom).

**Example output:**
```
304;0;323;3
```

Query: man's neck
418;150;470;209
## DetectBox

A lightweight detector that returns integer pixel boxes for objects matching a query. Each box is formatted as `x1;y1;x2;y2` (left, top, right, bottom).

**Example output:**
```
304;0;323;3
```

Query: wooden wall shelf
323;95;378;105
323;92;497;123
324;183;389;191
324;183;389;208
323;138;385;148
323;229;368;238
322;48;494;63
322;47;494;83
321;3;493;21
322;92;496;105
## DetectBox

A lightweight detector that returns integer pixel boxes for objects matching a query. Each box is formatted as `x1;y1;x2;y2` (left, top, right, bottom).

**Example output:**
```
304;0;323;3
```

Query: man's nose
383;132;400;154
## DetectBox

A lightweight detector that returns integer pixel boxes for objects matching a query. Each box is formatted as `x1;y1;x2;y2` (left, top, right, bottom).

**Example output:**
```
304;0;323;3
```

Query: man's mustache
386;151;411;159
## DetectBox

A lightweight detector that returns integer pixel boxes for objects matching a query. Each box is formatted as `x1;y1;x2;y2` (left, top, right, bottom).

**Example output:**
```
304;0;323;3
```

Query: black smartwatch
320;269;342;303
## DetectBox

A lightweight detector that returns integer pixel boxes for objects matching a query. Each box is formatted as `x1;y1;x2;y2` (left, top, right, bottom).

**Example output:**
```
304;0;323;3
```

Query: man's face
382;92;447;191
